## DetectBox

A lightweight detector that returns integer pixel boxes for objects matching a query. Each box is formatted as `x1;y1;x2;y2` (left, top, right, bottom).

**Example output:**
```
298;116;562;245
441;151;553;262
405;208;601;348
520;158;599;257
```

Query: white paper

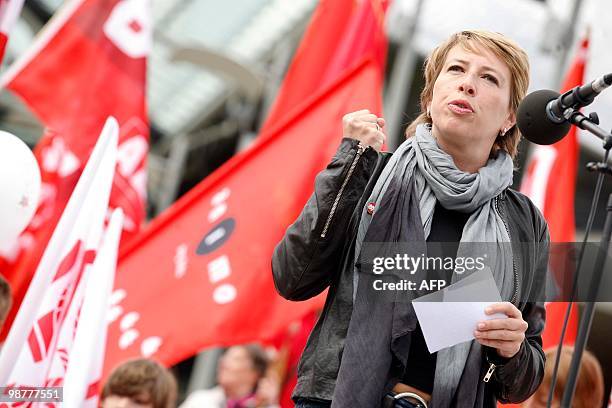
412;268;508;353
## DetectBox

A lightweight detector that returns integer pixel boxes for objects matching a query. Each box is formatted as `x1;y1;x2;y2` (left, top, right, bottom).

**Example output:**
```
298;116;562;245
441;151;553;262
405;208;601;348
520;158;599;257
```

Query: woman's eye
482;74;499;85
448;65;463;72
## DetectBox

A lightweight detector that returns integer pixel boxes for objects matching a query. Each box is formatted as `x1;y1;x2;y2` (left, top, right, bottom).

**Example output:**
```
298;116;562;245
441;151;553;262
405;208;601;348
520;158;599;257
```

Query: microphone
517;74;612;145
548;73;612;121
517;89;571;145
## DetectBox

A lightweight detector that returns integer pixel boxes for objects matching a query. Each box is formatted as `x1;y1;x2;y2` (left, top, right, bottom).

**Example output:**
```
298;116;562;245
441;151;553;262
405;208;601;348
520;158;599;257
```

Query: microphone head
517;89;571;145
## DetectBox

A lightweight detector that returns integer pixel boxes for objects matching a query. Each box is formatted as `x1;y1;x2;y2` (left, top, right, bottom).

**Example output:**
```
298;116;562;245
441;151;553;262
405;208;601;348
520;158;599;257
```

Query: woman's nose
458;80;476;96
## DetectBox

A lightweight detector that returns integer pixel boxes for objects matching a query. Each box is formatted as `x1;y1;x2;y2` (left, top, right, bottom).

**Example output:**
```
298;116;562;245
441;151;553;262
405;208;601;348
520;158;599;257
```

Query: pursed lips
448;99;475;114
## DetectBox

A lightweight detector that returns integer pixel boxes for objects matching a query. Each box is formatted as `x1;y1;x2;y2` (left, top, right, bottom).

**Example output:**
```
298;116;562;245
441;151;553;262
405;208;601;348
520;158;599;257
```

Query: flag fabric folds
262;0;388;130
63;208;124;407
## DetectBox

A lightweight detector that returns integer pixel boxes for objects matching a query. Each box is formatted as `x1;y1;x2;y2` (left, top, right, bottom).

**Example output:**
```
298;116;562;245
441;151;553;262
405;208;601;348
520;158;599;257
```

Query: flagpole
383;0;425;150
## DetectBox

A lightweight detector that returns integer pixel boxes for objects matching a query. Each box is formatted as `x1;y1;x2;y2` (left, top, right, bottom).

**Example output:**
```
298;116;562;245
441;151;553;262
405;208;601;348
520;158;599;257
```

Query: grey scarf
332;124;515;408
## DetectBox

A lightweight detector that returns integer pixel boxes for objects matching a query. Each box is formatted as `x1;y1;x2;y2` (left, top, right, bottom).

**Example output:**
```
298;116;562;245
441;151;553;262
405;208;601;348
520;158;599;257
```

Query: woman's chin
434;122;477;141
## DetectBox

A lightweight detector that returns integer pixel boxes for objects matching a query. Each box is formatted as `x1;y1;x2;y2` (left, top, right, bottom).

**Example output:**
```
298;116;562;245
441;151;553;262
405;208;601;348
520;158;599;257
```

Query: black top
402;202;471;394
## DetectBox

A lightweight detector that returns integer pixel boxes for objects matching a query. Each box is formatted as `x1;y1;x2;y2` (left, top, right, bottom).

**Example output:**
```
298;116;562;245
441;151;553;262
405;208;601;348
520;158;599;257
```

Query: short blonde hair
405;30;530;159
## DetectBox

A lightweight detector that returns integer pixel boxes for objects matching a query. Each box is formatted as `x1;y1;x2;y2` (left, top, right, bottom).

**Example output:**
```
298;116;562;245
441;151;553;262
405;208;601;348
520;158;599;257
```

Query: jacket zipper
483;362;496;383
484;196;518;393
495;195;519;305
320;142;367;238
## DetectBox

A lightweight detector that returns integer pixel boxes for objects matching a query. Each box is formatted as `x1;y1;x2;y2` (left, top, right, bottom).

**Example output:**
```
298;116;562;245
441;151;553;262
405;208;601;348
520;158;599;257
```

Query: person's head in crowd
0;275;12;330
523;346;604;408
217;344;269;399
100;358;177;408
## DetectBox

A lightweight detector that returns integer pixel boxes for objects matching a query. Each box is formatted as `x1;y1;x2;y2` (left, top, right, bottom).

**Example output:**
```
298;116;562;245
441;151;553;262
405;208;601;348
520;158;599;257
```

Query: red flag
262;0;387;130
0;0;24;63
520;39;589;349
0;0;150;339
103;0;388;373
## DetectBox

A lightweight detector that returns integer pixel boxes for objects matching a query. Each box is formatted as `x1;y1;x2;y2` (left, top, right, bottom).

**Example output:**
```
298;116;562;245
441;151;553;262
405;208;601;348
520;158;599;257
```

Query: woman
272;30;548;408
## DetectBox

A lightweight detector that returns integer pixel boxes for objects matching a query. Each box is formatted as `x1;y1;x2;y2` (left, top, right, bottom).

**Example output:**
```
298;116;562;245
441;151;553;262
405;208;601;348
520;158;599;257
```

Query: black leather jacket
272;138;549;407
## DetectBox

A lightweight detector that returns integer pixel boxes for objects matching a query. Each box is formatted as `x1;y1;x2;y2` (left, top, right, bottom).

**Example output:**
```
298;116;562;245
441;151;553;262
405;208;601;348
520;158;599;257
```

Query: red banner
104;59;384;373
262;0;387;129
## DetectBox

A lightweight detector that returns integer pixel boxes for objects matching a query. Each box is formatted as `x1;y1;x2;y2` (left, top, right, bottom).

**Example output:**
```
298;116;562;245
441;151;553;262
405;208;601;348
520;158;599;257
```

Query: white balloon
0;131;41;247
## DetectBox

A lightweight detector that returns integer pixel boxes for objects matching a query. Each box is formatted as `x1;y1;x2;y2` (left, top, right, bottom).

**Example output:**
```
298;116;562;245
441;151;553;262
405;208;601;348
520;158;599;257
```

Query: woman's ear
504;111;516;133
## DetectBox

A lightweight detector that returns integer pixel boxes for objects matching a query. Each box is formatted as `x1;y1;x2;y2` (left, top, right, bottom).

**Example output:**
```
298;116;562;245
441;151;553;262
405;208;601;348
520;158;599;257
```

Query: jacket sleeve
271;138;378;301
486;219;549;403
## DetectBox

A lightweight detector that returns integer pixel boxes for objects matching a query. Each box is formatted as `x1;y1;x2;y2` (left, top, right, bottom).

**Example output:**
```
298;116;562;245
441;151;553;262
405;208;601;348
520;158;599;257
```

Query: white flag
0;117;119;395
63;208;124;407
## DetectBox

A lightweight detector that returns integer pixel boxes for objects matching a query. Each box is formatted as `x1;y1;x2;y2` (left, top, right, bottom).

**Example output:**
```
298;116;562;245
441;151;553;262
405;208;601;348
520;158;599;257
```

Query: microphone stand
550;107;612;407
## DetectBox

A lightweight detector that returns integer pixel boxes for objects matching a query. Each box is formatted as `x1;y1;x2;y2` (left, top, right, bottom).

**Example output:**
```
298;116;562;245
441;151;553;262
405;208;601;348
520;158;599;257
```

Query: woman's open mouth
448;100;475;114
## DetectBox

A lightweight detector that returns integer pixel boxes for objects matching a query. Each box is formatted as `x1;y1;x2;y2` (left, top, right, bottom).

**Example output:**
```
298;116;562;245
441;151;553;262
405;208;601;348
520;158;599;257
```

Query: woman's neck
434;134;492;174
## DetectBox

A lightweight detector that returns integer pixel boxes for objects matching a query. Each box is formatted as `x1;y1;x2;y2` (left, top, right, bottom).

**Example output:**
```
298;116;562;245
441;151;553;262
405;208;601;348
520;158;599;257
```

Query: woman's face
429;44;515;152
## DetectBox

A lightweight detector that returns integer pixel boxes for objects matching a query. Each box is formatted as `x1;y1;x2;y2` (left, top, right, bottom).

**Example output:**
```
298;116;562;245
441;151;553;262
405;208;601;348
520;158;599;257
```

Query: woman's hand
474;302;528;359
342;109;386;151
